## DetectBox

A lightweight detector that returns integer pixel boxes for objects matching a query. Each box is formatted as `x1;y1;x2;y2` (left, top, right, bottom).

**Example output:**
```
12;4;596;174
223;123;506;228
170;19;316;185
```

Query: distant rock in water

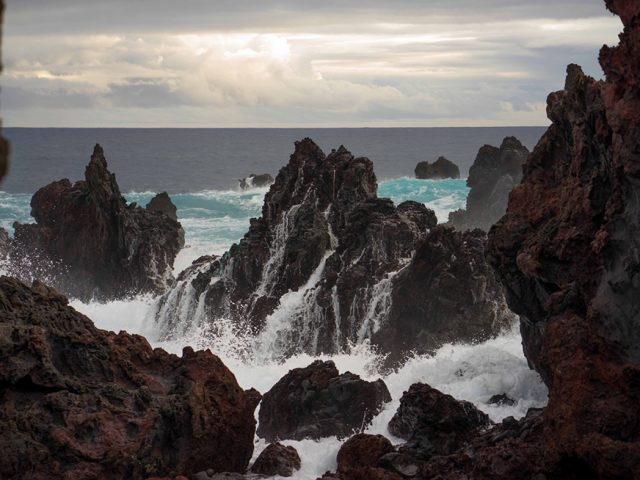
147;191;178;221
257;360;391;441
448;137;529;231
156;138;513;363
415;156;460;179
0;276;260;479
239;173;274;190
10;144;185;300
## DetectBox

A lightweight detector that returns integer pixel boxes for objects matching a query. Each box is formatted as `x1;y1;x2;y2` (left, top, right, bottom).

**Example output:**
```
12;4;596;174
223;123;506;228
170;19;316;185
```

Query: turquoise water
0;177;469;272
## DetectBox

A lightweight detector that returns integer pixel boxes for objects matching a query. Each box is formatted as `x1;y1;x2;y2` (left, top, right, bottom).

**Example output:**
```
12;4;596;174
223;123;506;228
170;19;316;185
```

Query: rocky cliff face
11;145;184;301
0;276;260;480
449;137;529;232
157;139;512;363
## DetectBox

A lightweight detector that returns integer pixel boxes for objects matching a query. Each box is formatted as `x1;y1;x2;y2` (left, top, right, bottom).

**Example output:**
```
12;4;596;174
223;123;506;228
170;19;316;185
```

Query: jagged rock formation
388;383;491;460
249;443;301;477
257;360;391;441
0;276;261;479
414;156;460;179
448;137;529;231
147;191;179;221
157;139;513;362
239;173;274;190
11;144;184;300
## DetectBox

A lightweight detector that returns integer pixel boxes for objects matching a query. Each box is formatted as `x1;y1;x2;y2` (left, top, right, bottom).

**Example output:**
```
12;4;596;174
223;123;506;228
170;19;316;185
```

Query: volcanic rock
415;156;460;179
448;137;529;231
388;383;491;460
257;360;391;441
0;226;10;258
334;434;399;480
239;174;274;190
147;191;179;221
11;144;185;300
250;443;301;477
0;276;260;479
158;138;511;365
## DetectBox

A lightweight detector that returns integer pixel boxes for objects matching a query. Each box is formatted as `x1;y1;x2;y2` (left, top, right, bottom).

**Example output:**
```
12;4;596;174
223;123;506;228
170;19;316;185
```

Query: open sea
0;127;548;478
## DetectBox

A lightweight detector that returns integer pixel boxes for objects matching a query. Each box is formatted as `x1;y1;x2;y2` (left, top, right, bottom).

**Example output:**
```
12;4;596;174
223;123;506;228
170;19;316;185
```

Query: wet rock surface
414;156;460;179
388;383;491;460
10;145;184;301
0;276;260;479
239;174;274;190
449;136;529;231
159;138;512;364
249;443;301;477
257;360;391;441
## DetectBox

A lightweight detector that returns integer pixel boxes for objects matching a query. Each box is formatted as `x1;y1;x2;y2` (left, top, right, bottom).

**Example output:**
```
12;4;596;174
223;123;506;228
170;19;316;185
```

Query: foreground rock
11;145;184;300
239;173;274;190
0;276;260;479
388;383;491;460
414;156;460;179
335;434;400;480
257;360;391;441
250;443;301;477
449;137;529;231
157;139;513;363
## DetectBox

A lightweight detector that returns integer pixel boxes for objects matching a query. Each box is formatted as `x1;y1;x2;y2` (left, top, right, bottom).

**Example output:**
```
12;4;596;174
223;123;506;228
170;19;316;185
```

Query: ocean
0;127;548;478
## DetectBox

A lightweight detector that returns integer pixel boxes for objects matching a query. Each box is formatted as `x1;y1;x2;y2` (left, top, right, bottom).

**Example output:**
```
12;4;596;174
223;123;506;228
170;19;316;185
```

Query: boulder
257;360;391;441
388;383;491;460
147;191;178;221
11;144;185;300
0;276;260;479
448;137;529;231
250;443;301;477
239;174;274;190
414;156;460;179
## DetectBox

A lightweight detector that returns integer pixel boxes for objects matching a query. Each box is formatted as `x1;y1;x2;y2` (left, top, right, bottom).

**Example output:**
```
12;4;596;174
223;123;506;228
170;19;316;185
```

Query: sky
1;0;623;128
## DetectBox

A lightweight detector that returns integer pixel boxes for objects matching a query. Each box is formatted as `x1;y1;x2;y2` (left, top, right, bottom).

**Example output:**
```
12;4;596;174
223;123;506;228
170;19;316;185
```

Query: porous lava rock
415;156;460;179
449;137;529;231
159;139;512;365
147;191;179;221
335;434;399;480
388;383;491;460
250;443;301;477
257;360;391;441
0;276;260;480
11;144;184;300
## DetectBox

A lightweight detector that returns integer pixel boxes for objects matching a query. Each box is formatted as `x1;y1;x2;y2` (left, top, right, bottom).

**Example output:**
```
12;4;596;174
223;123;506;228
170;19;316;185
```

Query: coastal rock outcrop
257;360;391;441
388;383;491;460
335;434;401;480
0;276;261;479
157;139;512;363
249;443;301;477
448;137;529;231
239;173;274;190
11;144;185;300
414;156;460;179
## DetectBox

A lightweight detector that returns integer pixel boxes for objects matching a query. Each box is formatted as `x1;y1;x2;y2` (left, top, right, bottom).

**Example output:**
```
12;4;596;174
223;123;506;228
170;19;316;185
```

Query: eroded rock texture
0;276;260;480
414;156;460;179
158;139;512;363
11;145;184;300
449;137;529;231
257;360;391;441
250;443;301;477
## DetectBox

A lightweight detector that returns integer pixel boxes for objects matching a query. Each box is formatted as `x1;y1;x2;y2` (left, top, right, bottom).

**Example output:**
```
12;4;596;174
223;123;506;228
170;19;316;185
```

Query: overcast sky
2;0;622;127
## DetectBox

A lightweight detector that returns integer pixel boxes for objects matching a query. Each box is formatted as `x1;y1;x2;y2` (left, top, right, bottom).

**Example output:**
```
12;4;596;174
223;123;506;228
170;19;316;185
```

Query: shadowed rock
415;156;460;179
11;144;184;300
250;443;301;477
0;276;260;479
257;360;391;441
239;173;274;190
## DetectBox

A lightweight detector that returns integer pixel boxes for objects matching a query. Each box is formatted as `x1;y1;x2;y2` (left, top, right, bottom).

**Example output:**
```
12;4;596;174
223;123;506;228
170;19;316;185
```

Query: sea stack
11;144;185;300
448;137;529;231
414;156;460;179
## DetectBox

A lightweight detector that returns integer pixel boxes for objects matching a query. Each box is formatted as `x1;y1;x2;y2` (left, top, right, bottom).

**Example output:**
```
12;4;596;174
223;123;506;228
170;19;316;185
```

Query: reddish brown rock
250;443;301;477
0;276;260;480
257;360;391;441
337;434;395;473
11;144;184;301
